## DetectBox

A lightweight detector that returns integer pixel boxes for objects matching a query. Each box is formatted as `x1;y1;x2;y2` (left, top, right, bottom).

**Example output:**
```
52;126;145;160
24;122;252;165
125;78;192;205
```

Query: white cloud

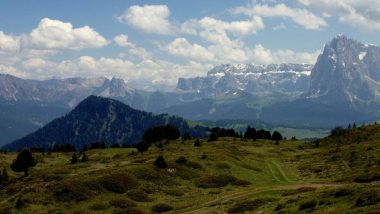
251;44;275;64
165;38;215;62
0;18;108;54
249;44;321;64
5;56;213;90
298;0;380;30
117;4;174;35
28;18;109;50
182;16;264;45
178;16;264;63
114;34;151;60
233;3;327;30
0;31;20;52
272;23;287;30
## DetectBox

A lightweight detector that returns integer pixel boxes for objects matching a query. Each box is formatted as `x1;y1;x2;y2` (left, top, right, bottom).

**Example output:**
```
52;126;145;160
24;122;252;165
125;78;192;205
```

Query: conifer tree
81;152;89;162
11;148;37;177
71;153;78;164
2;168;9;184
154;155;167;169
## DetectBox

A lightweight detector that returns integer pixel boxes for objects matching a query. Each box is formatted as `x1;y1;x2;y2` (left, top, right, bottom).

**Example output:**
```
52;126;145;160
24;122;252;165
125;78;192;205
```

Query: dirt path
178;183;348;214
265;160;291;183
271;160;292;183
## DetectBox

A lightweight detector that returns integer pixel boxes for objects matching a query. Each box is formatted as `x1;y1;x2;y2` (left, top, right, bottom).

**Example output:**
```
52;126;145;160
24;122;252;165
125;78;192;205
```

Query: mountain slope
2;95;205;151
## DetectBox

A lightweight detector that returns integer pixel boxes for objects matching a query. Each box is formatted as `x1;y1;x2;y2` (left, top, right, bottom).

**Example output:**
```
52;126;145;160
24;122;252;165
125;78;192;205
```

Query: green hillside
0;125;379;213
3;96;208;151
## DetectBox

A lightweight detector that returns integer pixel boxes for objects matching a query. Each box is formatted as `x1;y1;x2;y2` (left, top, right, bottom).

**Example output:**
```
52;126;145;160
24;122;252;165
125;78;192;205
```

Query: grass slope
0;125;379;213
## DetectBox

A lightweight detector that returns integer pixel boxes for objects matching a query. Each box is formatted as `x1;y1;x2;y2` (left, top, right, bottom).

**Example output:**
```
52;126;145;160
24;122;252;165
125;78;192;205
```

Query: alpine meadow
0;1;379;214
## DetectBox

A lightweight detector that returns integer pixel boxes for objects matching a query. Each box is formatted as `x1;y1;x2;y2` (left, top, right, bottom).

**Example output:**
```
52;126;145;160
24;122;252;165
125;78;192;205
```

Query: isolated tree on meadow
271;131;283;141
136;141;150;153
2;168;9;183
11;148;37;177
193;138;201;147
154;155;168;169
71;153;78;164
81;152;89;162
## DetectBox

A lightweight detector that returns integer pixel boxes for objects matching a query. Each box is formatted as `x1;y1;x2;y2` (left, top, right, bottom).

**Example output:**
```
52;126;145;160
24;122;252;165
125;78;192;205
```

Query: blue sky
0;0;380;90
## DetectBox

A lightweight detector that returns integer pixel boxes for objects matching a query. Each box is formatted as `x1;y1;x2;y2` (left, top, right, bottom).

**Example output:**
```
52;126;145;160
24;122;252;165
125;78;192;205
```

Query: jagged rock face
0;74;133;106
177;63;312;97
307;35;380;103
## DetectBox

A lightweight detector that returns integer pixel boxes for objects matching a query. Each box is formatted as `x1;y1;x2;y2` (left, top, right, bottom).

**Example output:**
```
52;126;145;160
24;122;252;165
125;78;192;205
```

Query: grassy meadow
0;125;380;213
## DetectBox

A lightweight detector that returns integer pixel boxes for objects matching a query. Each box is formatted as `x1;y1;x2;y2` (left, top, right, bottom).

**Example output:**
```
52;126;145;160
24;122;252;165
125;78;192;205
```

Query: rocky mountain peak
307;35;380;103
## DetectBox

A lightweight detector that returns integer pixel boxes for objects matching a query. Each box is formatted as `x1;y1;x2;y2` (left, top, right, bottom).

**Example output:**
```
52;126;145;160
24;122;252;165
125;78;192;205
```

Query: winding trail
178;183;349;214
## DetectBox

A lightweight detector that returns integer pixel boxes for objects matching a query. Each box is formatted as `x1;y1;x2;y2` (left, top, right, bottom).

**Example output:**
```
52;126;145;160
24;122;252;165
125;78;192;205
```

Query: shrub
151;203;174;213
330;127;346;136
196;175;237;188
176;156;187;164
298;199;317;211
186;161;202;169
114;207;144;214
232;179;251;186
81;152;88;162
54;182;94;202
109;198;136;208
88;202;109;211
163;188;184;196
228;198;277;213
71;153;78;164
131;167;162;182
193;139;201;147
15;198;25;209
127;189;153;202
100;173;138;194
154;156;168;169
355;190;380;207
215;162;230;169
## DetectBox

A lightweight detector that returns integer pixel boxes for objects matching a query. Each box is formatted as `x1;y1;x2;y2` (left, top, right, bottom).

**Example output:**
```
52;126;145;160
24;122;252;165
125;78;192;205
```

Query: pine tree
271;131;283;141
71;153;78;164
2;168;9;184
193;139;201;147
11;148;37;177
154;155;168;169
81;152;89;162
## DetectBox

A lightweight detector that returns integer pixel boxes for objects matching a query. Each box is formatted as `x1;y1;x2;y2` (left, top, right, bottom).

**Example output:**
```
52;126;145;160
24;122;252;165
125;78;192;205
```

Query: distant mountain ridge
177;63;312;97
0;74;133;107
2;95;206;151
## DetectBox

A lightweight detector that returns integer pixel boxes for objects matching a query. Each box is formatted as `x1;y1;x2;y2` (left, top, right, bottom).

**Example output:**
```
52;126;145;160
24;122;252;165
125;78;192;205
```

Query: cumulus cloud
0;18;108;53
0;31;20;52
117;4;174;35
28;18;109;50
114;34;152;60
298;0;380;30
249;44;320;64
182;16;264;45
233;3;327;30
165;38;215;62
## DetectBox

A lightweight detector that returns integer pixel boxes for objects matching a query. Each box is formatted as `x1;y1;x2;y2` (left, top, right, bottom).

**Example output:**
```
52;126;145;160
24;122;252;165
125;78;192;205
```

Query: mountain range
1;35;380;146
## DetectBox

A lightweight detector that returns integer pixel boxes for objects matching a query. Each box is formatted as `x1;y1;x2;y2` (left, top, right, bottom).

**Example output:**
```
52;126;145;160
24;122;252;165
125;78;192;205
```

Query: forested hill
3;95;207;151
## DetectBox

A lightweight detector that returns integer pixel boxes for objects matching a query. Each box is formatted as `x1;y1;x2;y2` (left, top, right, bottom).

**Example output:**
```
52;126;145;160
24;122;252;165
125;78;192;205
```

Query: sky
1;0;380;90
